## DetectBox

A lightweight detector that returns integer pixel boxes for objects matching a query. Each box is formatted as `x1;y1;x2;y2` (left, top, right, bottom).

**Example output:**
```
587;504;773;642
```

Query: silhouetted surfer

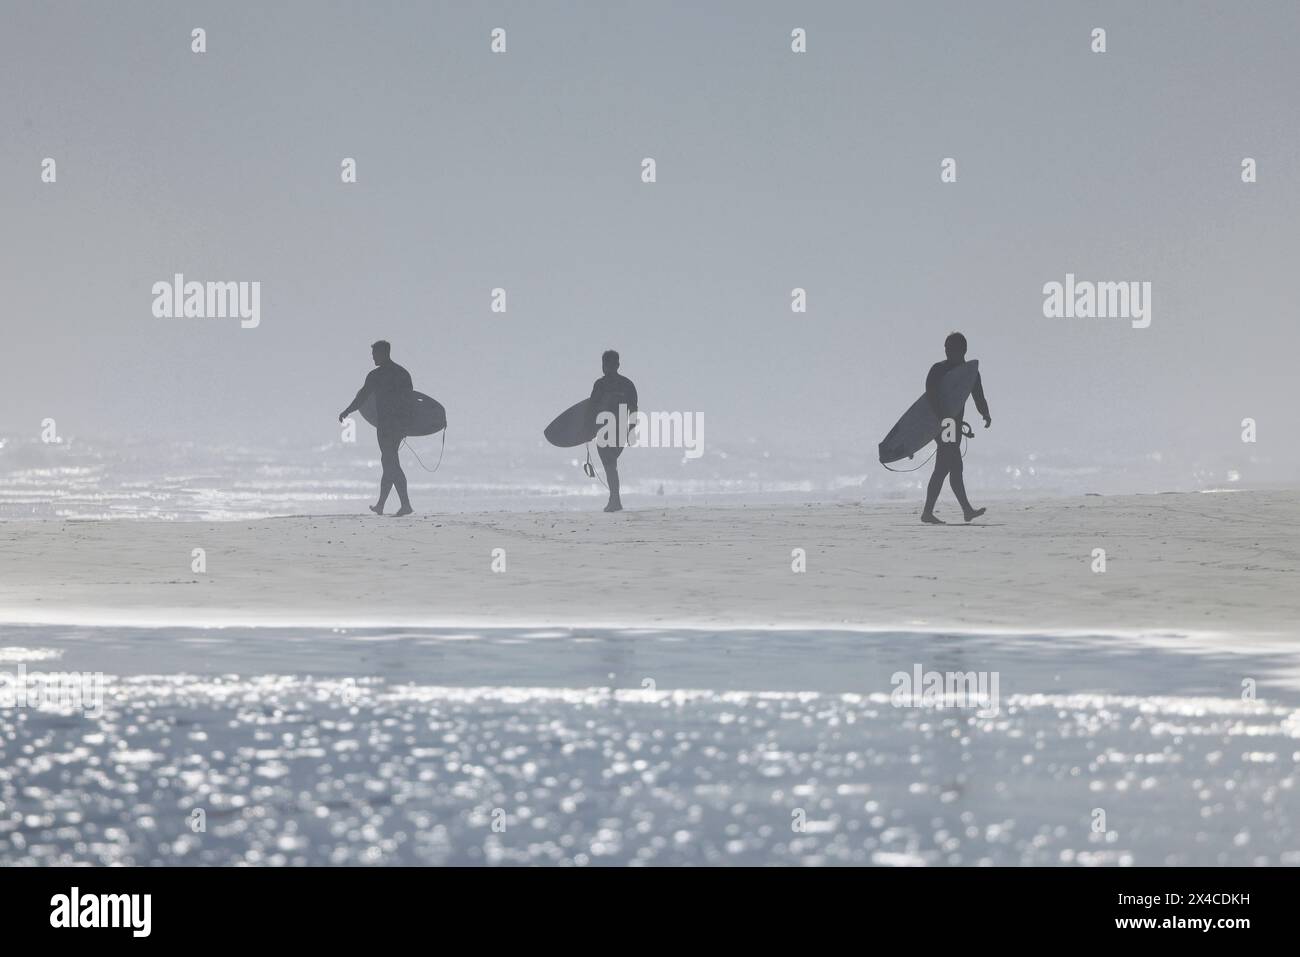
591;350;638;513
922;332;990;524
339;340;415;517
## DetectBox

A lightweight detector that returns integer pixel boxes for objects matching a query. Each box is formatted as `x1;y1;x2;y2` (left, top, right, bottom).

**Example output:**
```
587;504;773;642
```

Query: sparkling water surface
2;626;1295;866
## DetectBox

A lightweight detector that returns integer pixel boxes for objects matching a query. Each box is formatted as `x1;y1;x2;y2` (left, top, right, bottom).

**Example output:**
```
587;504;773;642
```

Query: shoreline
7;618;1300;695
0;608;1277;645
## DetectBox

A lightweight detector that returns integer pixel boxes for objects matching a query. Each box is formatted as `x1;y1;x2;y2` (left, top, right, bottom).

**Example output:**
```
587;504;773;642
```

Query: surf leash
587;442;611;486
401;429;446;474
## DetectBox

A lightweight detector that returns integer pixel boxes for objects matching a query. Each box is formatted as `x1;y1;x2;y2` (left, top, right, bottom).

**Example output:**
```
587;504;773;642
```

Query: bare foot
921;513;946;525
369;504;384;515
964;507;986;523
604;502;623;513
392;505;414;517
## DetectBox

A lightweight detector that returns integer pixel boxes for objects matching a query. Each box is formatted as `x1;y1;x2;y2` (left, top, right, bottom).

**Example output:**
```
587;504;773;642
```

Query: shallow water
1;626;1295;866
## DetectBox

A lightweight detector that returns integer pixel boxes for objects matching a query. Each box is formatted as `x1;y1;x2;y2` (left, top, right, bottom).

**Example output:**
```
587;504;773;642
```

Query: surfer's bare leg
599;445;623;512
377;431;408;514
946;451;984;520
392;467;411;515
922;444;951;521
948;455;973;514
922;468;945;518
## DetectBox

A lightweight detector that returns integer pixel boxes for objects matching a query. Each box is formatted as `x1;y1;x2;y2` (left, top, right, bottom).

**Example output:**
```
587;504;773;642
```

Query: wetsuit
345;359;414;511
590;372;638;507
923;358;989;517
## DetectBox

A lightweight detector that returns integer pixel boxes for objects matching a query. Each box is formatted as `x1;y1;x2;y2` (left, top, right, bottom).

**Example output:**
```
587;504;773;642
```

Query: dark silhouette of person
922;332;990;524
591;349;638;513
339;340;414;517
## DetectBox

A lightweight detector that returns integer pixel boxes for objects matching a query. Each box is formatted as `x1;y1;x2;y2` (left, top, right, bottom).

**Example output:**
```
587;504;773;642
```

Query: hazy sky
3;1;1298;475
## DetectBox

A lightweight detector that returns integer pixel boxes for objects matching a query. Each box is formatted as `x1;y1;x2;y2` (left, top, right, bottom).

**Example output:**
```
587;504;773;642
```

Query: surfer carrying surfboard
338;340;415;517
591;350;638;513
921;332;990;525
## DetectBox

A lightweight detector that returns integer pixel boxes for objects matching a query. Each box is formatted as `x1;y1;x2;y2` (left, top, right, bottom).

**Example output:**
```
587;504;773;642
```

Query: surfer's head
371;340;391;365
602;349;620;375
944;332;967;361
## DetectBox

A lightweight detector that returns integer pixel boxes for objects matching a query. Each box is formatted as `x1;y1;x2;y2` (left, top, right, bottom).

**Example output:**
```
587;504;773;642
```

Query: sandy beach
2;490;1298;638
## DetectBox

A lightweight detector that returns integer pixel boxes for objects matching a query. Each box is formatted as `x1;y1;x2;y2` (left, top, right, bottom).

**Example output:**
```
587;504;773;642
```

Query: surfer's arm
971;374;991;426
339;373;377;419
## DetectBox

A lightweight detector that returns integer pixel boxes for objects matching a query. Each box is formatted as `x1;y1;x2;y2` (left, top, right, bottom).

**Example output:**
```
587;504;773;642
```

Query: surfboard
358;391;446;437
544;398;598;448
878;360;979;465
